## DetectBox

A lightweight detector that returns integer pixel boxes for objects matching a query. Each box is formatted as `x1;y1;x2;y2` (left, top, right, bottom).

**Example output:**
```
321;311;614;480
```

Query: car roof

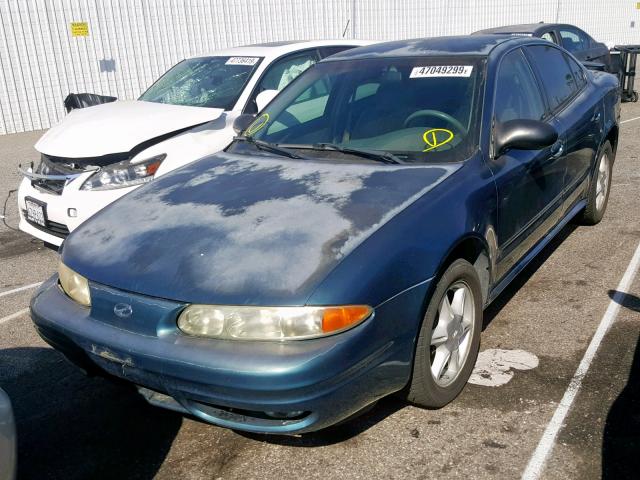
187;39;373;61
474;23;579;35
323;35;534;61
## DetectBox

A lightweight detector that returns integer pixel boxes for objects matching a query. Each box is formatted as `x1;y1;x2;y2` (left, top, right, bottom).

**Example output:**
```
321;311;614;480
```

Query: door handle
592;111;601;122
550;142;564;159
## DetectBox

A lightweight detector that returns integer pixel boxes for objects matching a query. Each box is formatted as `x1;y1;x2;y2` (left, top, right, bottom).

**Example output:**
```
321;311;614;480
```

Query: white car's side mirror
256;89;279;111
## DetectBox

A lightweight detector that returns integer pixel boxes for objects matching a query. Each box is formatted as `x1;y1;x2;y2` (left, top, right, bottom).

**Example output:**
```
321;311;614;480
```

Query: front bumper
17;176;137;246
31;276;429;434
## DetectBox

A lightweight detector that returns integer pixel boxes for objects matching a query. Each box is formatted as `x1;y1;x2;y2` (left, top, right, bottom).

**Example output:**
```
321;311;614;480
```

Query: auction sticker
410;65;473;78
226;57;260;66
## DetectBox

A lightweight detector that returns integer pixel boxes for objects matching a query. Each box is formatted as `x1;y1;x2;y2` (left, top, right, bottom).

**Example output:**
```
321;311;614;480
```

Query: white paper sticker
225;57;260;66
410;65;473;78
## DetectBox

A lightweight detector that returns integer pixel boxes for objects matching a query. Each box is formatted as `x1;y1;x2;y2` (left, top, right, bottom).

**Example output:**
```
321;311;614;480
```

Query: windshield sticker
410;65;473;78
423;128;454;152
245;113;270;136
226;57;260;66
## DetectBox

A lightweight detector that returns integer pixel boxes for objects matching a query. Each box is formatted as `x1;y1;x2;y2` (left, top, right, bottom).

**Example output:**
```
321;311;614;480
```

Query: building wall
0;0;638;135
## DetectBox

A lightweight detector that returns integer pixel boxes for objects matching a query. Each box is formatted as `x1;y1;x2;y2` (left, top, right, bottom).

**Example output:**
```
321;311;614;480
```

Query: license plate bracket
25;196;47;227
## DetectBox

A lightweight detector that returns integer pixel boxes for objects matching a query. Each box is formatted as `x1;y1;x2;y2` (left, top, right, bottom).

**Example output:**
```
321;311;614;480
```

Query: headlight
58;262;91;306
177;305;372;340
80;154;166;191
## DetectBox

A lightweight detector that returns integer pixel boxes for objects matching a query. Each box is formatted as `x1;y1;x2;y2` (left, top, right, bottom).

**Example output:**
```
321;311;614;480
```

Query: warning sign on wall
70;22;89;37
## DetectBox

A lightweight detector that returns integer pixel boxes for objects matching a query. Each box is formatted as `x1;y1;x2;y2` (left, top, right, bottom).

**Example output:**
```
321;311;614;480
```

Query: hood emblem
113;303;133;318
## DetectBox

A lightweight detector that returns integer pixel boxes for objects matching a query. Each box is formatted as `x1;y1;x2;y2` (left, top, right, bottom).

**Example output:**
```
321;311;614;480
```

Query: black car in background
474;23;613;72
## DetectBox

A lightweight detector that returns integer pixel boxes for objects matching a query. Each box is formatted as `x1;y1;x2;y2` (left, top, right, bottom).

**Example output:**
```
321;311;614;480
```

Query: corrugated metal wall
1;0;639;135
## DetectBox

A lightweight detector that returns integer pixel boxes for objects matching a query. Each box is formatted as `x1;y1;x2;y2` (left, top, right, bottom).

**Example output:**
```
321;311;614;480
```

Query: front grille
23;210;70;238
32;178;66;195
31;155;86;195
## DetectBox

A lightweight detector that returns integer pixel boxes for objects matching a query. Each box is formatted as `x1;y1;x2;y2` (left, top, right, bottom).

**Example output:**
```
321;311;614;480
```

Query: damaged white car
18;40;368;247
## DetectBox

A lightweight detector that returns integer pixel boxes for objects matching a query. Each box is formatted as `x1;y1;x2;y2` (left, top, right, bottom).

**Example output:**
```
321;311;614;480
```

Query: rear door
525;44;601;216
490;48;566;278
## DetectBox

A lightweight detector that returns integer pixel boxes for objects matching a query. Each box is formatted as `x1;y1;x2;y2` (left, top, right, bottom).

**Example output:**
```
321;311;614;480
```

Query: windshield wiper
234;136;304;159
308;143;404;164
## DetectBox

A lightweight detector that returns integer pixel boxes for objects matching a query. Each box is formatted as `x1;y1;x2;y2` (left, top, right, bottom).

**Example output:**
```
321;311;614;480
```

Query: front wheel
406;259;482;408
580;141;613;225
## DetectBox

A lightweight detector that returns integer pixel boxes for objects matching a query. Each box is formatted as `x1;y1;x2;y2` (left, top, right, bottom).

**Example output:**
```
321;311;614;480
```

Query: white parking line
0;281;42;298
621;115;640;124
0;308;29;326
522;240;640;480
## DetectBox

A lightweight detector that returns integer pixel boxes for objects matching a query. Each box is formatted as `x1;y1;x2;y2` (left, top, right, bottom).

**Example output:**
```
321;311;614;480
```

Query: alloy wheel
595;153;610;212
430;281;475;387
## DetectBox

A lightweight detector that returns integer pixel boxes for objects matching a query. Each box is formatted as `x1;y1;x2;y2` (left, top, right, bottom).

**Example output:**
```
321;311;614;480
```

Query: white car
18;40;369;247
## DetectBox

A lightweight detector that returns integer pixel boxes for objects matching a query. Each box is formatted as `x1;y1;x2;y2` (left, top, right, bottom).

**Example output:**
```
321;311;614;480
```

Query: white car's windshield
245;56;484;163
139;56;263;109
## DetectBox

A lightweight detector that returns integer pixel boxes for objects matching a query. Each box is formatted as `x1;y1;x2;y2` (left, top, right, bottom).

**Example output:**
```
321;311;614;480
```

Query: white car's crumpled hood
36;100;224;158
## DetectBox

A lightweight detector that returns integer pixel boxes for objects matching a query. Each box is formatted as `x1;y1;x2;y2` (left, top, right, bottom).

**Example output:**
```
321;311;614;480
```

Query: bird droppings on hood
64;152;459;302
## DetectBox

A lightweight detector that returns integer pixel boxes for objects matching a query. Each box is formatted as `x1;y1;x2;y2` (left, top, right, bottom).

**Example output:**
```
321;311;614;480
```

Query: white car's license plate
25;198;46;227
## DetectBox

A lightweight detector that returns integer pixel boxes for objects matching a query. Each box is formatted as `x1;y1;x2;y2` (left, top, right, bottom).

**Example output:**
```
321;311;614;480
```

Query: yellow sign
423;128;454;152
70;22;89;37
636;2;640;9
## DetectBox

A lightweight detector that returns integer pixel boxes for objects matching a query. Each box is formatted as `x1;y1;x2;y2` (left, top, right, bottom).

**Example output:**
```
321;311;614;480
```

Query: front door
490;48;566;279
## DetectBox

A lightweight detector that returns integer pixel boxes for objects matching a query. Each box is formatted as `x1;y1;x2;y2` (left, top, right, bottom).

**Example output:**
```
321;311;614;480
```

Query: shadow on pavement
0;347;182;479
607;290;640;313
602;332;640;479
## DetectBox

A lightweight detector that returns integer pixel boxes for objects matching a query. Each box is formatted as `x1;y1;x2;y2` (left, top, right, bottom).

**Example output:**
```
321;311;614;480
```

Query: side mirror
233;114;256;134
256;89;279;111
494;119;558;157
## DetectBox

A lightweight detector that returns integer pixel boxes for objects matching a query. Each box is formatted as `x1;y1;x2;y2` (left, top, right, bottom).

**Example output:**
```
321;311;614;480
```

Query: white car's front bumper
17;174;138;247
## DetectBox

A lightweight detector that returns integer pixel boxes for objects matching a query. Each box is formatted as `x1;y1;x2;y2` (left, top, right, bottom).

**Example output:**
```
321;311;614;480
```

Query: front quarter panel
307;152;497;311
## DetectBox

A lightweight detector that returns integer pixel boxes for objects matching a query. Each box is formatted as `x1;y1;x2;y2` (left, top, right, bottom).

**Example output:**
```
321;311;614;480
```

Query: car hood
36;100;224;158
62;153;460;305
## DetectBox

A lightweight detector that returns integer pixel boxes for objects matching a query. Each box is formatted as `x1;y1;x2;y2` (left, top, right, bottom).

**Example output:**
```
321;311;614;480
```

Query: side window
564;54;586;90
526;45;577;110
559;28;588;53
541;31;558;45
494;49;545;123
245;51;318;113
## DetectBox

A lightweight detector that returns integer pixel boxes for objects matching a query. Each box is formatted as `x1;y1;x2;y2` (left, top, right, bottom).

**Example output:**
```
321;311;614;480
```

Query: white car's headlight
80;154;166;191
58;262;91;306
177;304;372;340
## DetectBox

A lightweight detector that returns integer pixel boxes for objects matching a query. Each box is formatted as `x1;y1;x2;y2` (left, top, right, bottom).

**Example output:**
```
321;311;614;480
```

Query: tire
407;259;483;408
580;141;613;225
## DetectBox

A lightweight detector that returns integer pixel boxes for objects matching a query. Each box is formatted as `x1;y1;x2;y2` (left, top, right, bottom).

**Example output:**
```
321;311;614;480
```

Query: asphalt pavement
0;106;638;480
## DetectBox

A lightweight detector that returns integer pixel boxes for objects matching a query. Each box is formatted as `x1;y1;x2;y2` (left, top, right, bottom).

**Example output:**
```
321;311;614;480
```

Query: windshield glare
247;57;483;163
139;56;262;109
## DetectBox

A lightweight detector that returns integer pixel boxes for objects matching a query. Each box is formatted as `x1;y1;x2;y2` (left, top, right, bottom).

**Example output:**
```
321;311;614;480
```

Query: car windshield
242;56;484;163
139;56;262;109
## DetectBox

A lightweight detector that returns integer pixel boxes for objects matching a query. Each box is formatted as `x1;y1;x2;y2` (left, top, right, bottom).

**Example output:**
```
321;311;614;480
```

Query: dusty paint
468;348;539;387
64;153;459;303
